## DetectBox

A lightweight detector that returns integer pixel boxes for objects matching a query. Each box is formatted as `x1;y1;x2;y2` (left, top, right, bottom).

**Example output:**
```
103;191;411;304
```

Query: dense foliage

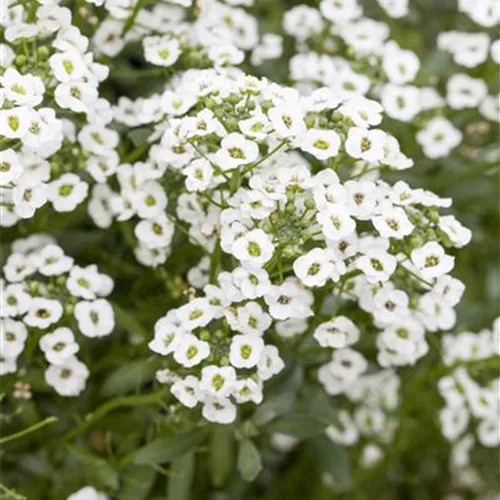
0;1;498;499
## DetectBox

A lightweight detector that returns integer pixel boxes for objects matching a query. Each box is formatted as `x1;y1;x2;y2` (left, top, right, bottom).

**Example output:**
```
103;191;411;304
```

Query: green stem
0;416;58;445
61;391;164;442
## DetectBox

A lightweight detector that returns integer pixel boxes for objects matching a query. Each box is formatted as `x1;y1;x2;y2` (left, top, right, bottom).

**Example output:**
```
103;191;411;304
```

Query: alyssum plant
0;0;498;499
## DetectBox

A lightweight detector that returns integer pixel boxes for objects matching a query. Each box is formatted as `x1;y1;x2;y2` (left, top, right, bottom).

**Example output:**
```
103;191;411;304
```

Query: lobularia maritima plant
0;0;498;499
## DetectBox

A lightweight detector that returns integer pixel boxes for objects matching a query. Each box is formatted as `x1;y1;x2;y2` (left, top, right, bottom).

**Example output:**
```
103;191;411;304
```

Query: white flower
143;36;181;67
447;74;488;109
24;298;63;329
234;302;272;336
149;318;185;356
1;283;31;317
176;298;214;330
202;397;237;424
131;181;168;219
317;207;356;242
381;84;422;122
326;410;359;445
184;158;213;192
300;129;341;160
372;207;413;239
0;106;32;138
360;444;384;468
229;334;265;368
383;43;420;84
12;176;47;219
320;0;362;22
171;375;201;408
416;117;462;159
314;316;360;349
268;104;306;139
239;111;271;140
440;406;469;441
356;249;397;283
49;51;86;83
215;133;259;171
32;244;74;276
231;229;274;268
257;345;285;381
66;265;104;300
39;327;79;365
345;128;387;162
74;299;115;337
264;281;313;320
233;378;263;404
232;267;271;299
0;68;43;106
0;149;23;187
55;81;98;113
45;356;89;396
66;486;108;500
411;242;455;280
338;96;383;128
293;248;337;287
135;214;174;249
173;333;210;367
47;173;89;212
0;319;27;358
200;365;237;398
438;215;472;248
477;418;500;447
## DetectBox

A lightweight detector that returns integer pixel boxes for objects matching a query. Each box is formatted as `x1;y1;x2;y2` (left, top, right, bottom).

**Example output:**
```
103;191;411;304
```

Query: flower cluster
92;0;281;71
0;234;115;396
438;318;500;469
120;68;474;424
281;0;499;161
1;1;118;226
325;369;400;469
151;281;285;424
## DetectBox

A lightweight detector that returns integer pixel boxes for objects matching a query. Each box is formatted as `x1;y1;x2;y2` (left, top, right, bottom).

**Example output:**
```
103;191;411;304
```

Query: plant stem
0;416;58;445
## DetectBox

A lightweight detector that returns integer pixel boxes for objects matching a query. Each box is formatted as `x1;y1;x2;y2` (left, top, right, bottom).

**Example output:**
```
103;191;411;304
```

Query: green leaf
237;439;262;482
66;444;119;490
101;358;159;397
209;425;233;488
113;303;149;339
134;429;207;465
300;386;340;428
166;452;195;500
128;127;153;147
264;415;326;438
120;465;156;500
310;437;351;492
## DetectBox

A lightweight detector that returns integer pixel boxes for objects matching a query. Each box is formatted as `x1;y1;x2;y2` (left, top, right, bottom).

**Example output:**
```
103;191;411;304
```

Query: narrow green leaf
120;465;156;500
237;439;262;482
101;358;159;397
66;444;119;490
112;303;148;338
310;437;352;492
265;415;326;438
209;425;233;488
134;430;207;465
166;452;195;500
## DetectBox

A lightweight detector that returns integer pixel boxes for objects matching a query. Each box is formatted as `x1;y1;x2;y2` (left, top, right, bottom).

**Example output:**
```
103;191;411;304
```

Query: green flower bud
409;235;423;249
304;198;316;210
199;330;210;341
305;114;316;128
